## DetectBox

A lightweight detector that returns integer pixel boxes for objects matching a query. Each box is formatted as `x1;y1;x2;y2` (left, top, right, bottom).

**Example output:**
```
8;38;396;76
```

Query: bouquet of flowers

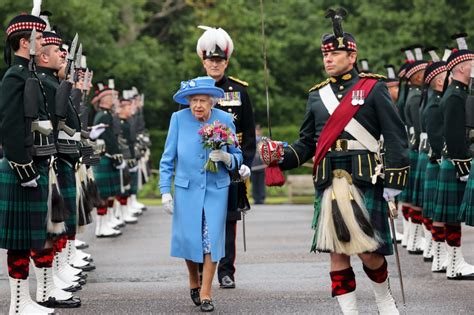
198;120;238;172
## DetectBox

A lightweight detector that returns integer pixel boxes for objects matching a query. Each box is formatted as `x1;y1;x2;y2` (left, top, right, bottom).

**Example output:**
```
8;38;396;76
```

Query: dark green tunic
433;80;469;223
0;56;50;250
280;68;409;256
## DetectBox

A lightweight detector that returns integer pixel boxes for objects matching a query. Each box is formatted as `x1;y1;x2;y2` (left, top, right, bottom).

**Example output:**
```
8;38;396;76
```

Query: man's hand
239;165;251;180
258;138;284;166
162;193;173;215
209;150;232;167
115;161;127;170
383;188;402;202
89;123;107;140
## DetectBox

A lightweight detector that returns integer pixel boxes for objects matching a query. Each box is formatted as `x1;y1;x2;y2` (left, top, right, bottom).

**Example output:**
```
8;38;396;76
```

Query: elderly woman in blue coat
159;76;243;312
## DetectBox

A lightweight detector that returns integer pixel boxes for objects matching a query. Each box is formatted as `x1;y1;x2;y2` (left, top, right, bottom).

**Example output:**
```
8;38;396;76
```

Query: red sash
312;78;378;174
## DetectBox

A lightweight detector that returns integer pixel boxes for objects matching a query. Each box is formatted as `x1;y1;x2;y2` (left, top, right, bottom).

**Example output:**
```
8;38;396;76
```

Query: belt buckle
335;139;348;152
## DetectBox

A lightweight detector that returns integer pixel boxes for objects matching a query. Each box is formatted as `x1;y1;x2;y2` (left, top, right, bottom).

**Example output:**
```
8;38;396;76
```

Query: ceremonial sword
388;200;406;308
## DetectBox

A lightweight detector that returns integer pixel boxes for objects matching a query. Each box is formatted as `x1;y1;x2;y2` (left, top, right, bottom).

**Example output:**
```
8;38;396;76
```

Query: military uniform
214;76;256;284
280;68;409;255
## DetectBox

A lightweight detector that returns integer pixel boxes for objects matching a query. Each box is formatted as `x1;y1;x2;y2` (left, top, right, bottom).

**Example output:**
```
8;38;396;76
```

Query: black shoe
408;249;423;255
76;263;96;272
200;299;214;312
39;296;82;308
190;288;201;306
63;284;82;292
75;243;89;250
424;256;434;262
220;275;235;289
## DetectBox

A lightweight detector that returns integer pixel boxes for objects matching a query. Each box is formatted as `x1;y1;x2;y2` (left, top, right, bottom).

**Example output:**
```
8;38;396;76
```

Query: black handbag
228;157;251;212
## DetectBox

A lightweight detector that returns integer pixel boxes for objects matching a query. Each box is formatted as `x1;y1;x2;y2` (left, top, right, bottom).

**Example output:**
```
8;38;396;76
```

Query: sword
242;210;247;252
388;199;406;308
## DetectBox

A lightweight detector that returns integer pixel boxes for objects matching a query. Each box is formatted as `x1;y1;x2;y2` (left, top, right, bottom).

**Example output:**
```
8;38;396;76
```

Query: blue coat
159;108;243;263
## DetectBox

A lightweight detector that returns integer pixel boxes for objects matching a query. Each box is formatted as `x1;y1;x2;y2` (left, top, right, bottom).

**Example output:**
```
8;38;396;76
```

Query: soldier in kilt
401;47;428;255
114;93;140;224
433;33;474;280
91;81;124;237
422;53;451;273
0;12;62;315
259;10;409;314
33;27;85;308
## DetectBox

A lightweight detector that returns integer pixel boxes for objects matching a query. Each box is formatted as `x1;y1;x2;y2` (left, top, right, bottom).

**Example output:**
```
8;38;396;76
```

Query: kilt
459;163;474;226
399;149;418;203
56;159;77;237
412;152;429;208
311;156;392;256
93;156;121;199
422;162;439;219
129;170;138;195
0;158;49;250
432;159;466;224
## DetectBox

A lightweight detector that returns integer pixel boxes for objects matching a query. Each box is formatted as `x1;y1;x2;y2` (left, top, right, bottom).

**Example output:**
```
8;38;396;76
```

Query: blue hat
173;76;224;105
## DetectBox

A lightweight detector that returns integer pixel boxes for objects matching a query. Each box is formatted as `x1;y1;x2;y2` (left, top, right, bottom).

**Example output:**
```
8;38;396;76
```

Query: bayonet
28;28;37;72
73;43;83;82
388;200;407;308
64;33;78;80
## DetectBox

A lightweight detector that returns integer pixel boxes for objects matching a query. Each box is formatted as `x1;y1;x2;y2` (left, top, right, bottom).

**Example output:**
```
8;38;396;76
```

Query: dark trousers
251;170;266;204
218;220;237;282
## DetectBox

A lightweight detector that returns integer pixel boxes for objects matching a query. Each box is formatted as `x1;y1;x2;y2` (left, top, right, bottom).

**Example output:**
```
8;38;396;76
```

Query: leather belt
58;131;81;141
326;139;367;152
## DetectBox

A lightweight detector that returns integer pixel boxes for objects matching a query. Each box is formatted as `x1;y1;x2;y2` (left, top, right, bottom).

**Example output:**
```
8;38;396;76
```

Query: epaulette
359;73;387;80
308;78;330;92
228;76;249;87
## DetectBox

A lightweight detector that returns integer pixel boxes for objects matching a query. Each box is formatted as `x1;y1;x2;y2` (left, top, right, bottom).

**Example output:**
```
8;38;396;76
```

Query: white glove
460;175;469;182
162;193;173;215
129;165;139;172
383;188;402;202
21;176;40;188
209;150;232;167
89;123;107;140
115;161;127;170
239;165;251;180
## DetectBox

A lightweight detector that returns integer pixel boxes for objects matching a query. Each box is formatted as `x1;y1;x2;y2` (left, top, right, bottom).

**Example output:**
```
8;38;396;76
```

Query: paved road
1;204;473;314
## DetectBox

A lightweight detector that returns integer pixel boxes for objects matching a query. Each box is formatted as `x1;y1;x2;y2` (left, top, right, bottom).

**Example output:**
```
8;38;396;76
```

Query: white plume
196;25;234;59
387;66;395;79
455;37;468;50
427;50;440;62
31;0;42;16
442;48;451;62
40;13;51;31
404;49;415;61
414;47;423;61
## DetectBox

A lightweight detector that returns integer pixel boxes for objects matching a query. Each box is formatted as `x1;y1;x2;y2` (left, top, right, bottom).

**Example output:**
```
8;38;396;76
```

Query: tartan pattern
129;171;138;195
311;156;393;256
432;160;466;224
93;156;121;198
399;150;419;203
0;158;49;250
412;152;429;207
330;267;356;297
422;162;440;218
459;163;474;226
56;160;77;237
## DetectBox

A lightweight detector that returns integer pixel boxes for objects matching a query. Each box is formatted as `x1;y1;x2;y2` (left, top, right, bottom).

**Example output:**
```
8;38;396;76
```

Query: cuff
452;158;472;177
384;166;410;190
8;160;39;184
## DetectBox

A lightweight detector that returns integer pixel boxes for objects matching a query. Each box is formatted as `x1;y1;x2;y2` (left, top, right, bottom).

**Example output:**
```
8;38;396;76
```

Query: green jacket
423;89;443;161
404;85;422;150
280;68;409;191
440;79;471;176
93;109;120;156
